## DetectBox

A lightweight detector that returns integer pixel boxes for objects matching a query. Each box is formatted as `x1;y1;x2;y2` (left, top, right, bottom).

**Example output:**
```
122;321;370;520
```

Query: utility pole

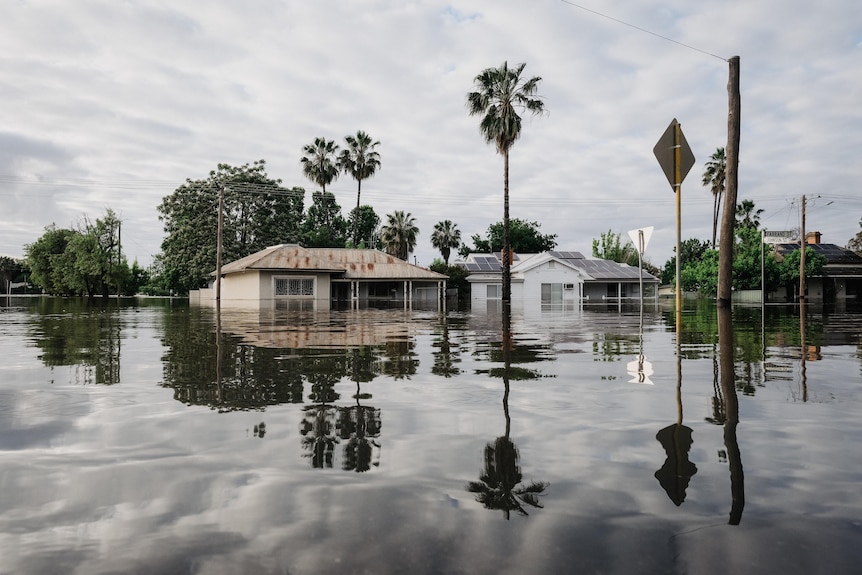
718;56;741;307
216;187;225;304
799;194;806;301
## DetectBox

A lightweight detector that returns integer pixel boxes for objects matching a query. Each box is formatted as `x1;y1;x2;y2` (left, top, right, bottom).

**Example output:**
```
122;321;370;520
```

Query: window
487;284;501;299
541;283;563;303
274;277;314;297
548;261;555;269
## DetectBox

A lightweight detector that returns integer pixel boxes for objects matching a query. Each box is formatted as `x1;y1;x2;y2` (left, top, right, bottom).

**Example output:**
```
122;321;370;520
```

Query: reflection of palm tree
338;380;382;473
467;436;548;519
432;317;461;378
300;404;339;469
467;317;548;519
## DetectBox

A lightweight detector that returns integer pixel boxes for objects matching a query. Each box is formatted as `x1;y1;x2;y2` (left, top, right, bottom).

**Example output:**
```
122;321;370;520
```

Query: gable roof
461;251;658;282
218;244;447;280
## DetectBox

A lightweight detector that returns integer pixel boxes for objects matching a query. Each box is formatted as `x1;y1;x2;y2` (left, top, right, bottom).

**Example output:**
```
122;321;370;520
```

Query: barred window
274;278;314;297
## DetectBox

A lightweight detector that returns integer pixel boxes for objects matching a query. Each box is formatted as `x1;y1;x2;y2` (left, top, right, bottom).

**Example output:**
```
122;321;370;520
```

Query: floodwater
1;296;861;575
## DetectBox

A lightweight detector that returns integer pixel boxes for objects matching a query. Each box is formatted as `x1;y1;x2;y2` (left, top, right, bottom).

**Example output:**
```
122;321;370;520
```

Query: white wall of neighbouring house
520;262;583;301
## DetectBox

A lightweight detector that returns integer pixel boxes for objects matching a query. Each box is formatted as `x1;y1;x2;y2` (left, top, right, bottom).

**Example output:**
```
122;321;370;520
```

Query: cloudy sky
2;0;860;269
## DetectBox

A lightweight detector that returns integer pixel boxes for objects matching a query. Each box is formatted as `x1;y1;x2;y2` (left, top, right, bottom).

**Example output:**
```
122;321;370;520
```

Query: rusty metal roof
217;245;447;280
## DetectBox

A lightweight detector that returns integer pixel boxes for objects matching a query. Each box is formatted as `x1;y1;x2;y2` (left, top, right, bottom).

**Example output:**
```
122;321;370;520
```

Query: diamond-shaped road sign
653;119;695;192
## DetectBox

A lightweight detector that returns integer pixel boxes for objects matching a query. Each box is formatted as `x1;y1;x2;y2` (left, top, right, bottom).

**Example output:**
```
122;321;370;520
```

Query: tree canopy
24;209;135;297
380;211;419;261
157;160;304;294
461;219;557;256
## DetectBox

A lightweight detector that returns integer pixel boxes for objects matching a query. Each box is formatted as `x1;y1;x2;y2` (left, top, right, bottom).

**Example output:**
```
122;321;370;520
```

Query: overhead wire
558;0;728;62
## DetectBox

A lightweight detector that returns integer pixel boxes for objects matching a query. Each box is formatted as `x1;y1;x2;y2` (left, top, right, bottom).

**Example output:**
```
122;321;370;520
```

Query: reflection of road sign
627;355;654;384
653;119;695;192
627;226;654;255
655;423;697;506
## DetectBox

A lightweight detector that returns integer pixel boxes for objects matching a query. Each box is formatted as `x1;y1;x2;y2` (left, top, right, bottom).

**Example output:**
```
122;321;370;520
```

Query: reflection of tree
28;298;122;385
338;380;382;472
300;404;339;468
431;317;462;378
381;339;418;379
467;312;548;519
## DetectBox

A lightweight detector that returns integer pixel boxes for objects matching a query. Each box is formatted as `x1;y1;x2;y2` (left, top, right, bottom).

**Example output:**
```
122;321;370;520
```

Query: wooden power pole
718;56;741;307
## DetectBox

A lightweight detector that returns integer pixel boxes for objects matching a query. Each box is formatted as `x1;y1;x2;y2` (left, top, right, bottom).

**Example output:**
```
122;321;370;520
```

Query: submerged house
460;250;659;305
190;244;448;310
772;232;862;302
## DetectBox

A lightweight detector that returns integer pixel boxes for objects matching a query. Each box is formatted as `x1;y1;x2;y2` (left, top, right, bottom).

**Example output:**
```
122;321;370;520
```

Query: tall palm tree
339;131;381;245
430;219;462;265
702;147;726;248
467;61;545;307
380;210;418;261
301;137;341;230
736;199;763;229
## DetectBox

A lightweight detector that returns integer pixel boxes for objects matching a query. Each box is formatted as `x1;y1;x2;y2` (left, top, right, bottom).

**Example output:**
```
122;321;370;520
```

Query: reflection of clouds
2;308;862;572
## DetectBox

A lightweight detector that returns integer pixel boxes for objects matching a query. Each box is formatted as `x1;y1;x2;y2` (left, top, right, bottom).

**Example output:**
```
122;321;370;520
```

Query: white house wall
520;263;582;301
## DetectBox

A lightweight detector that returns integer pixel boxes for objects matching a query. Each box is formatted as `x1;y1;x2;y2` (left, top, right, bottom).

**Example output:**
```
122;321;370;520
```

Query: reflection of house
460;251;659;304
190;244;447;310
773;232;862;302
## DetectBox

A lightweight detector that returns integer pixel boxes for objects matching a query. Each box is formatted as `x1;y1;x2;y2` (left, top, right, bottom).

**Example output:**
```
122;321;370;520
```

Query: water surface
1;297;860;574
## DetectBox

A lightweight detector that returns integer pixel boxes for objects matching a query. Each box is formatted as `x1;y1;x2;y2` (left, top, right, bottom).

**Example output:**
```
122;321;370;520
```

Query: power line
559;0;728;62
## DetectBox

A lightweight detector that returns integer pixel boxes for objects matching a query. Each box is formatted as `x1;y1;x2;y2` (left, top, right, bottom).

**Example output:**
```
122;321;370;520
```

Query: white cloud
1;0;860;265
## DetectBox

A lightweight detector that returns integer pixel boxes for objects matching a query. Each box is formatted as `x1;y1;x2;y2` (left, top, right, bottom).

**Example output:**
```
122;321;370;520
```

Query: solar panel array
573;259;646;279
776;242;862;265
549;251;585;260
464;255;501;272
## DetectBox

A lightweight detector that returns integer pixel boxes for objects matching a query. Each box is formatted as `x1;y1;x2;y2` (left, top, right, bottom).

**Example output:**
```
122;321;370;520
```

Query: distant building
190;244;447;310
458;250;659;305
773;231;862;302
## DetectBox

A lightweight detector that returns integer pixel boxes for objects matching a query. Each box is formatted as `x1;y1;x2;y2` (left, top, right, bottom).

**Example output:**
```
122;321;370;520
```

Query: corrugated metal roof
218;245;447;280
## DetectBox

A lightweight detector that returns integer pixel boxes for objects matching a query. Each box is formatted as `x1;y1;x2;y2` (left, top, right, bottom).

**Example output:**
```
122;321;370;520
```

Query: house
459;250;659;305
190;244;448;310
773;232;862;302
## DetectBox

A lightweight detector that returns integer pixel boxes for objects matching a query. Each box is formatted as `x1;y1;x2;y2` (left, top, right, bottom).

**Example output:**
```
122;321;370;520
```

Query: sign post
654;119;695;325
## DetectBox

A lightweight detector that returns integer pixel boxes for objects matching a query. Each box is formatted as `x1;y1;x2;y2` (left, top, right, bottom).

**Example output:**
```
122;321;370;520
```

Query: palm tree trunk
712;194;719;249
354;179;362;246
503;149;511;308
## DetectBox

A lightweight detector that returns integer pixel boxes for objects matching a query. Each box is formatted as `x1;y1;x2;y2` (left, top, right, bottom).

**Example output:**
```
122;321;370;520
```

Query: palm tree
430;220;462;265
702;147;726;248
467;61;545;307
301;137;341;230
379;210;418;261
339;131;381;245
736;199;763;229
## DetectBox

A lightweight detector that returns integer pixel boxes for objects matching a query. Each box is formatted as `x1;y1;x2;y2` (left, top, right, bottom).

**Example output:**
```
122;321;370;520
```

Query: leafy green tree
303;191;348;248
380;210;419;261
702;147;726;248
346;205;380;249
430;259;470;303
467;61;545;305
0;256;26;293
846;218;862;253
157;161;300;294
662;238;711;285
592;229;639;266
25;225;76;295
339;131;381;245
778;247;827;286
431;220;462;265
462;218;557;256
